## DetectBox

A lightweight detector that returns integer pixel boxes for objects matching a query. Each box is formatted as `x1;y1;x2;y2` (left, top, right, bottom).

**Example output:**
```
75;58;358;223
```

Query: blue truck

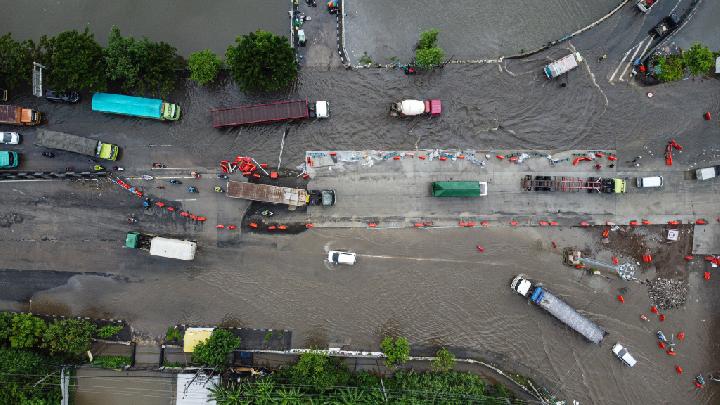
511;274;607;344
91;93;180;121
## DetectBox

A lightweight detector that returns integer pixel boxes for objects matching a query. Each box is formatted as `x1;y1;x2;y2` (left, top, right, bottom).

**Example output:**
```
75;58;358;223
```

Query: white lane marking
173;198;197;202
147;144;173;147
126;176;196;180
609;44;635;83
358;254;489;265
0;179;61;183
619;37;652;82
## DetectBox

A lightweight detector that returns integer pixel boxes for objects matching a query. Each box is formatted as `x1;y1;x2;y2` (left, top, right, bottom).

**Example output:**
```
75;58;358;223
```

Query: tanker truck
390;99;441;117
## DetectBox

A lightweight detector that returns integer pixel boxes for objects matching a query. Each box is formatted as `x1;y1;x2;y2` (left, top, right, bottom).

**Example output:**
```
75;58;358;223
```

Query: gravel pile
647;278;688;309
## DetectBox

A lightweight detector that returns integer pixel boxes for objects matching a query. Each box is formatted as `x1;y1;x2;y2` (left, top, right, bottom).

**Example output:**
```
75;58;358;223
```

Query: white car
612;343;637;367
328;250;356;265
0;132;20;145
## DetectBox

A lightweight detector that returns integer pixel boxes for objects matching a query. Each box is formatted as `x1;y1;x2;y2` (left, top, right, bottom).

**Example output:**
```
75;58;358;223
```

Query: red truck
0;104;41;126
211;99;329;128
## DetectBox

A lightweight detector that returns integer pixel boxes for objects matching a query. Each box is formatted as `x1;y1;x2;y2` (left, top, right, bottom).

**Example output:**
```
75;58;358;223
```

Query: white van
328;250;356;265
636;176;663;188
696;166;718;181
612;343;637;367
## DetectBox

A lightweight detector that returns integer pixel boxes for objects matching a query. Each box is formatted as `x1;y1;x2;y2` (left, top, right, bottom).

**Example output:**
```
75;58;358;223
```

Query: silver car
0;132;20;145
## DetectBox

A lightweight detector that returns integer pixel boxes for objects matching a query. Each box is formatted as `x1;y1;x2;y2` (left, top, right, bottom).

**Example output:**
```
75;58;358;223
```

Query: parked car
0;132;20;144
650;13;680;38
45;89;80;104
612;343;637;367
0;151;19;168
636;176;663;188
327;250;356;265
298;29;306;46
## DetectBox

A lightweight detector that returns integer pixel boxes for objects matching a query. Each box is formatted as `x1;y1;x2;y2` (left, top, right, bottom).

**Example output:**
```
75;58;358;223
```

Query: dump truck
125;231;196;260
92;93;181;121
226;180;335;210
211;99;329;127
35;129;120;161
544;53;582;79
0;104;41;126
390;99;441;117
431;181;488;197
522;175;626;194
511;274;607;344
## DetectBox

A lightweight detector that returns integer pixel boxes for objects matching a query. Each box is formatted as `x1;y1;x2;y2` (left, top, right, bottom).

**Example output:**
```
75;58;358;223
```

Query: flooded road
0;0;289;56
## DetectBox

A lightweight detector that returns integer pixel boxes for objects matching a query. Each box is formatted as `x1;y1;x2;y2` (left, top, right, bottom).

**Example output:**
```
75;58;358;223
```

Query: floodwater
0;0;289;56
344;0;622;63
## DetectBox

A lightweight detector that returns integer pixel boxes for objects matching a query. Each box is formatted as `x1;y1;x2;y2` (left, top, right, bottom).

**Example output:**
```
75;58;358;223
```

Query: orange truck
0;104;41;126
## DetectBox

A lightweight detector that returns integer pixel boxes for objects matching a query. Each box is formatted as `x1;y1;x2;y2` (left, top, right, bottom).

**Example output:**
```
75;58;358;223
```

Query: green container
431;181;486;197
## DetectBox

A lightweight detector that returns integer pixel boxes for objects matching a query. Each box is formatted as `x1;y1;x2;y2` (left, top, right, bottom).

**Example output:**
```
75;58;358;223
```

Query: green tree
0;33;34;90
10;314;46;350
683;43;715;76
656;55;684;82
380;336;410;368
188;49;222;85
192;329;240;369
225;30;297;92
415;29;444;69
0;312;13;344
40;28;106;91
104;26;178;96
42;319;96;356
431;347;455;372
0;348;62;404
288;351;350;392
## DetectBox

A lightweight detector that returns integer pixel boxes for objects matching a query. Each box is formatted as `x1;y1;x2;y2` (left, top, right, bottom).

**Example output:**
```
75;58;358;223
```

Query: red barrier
418;156;426;160
439;156;448;161
197;217;206;222
216;224;225;229
267;225;276;230
496;155;505;160
695;219;707;225
510;220;519;226
629;220;639;226
675;365;683;375
155;202;165;208
393;156;401;160
580;221;590;227
278;225;288;230
705;271;711;281
659;314;666;322
650;306;658;314
612;257;619;265
607;155;617;161
617;295;625;303
480;221;489;227
677;331;685;341
550;221;559;226
539;221;549;226
368;223;377;228
305;223;314;229
642;219;651;225
249;222;258;228
166;206;175;212
684;255;694;261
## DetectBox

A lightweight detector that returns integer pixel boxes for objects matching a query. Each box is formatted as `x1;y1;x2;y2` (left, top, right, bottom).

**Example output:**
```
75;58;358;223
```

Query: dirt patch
646;278;688;310
0;212;23;227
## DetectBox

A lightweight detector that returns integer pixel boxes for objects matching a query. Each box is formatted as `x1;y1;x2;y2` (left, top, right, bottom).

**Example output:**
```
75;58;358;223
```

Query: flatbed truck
522;175;626;194
511;274;607;344
226;180;335;210
211;99;329;127
35;129;120;161
0;104;41;126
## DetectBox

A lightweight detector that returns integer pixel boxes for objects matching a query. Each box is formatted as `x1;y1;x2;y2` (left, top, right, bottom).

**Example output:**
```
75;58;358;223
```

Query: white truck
125;232;197;261
696;166;719;181
612;343;637;367
543;53;582;79
636;0;658;13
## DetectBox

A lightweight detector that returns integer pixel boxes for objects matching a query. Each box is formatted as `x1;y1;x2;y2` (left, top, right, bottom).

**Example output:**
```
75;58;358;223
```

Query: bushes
97;324;123;339
431;347;456;372
380;336;410;368
287;351;350;392
165;326;183;343
42;319;96;356
91;355;131;369
192;329;240;369
9;313;46;350
415;29;444;69
188;49;222;85
0;348;61;404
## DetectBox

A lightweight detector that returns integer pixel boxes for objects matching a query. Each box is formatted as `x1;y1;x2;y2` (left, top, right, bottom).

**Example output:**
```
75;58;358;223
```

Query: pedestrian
609;164;615;168
595;164;602;170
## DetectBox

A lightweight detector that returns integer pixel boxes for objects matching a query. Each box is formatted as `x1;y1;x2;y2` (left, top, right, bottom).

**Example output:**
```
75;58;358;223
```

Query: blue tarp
92;93;162;119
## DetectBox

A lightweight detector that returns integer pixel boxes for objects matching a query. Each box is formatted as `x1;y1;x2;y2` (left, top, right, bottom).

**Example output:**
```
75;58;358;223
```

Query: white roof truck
511;274;607;344
544;53;583;79
125;232;197;260
612;343;637;367
696;166;719;181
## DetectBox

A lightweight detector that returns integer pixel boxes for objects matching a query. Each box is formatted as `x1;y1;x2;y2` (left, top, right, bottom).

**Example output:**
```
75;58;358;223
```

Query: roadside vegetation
0;27;298;95
415;29;445;69
653;42;718;82
192;328;241;370
0;311;127;403
211;349;522;404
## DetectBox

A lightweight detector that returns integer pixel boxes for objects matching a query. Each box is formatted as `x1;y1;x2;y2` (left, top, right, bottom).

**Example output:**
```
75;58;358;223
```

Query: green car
0;151;18;168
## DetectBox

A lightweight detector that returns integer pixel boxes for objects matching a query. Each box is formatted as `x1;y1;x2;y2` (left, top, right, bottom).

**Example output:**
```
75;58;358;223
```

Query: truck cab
510;274;533;297
161;102;181;120
21;108;41;125
310;101;330;119
308;189;336;206
97;143;120;161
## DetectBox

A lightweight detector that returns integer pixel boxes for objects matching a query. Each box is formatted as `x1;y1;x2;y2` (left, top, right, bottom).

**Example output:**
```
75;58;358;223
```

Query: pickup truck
650;13;680;38
696;166;719;180
636;0;658;13
612;343;637;367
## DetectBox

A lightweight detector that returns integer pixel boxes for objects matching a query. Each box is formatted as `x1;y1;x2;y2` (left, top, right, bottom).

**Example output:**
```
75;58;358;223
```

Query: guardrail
0;171;108;181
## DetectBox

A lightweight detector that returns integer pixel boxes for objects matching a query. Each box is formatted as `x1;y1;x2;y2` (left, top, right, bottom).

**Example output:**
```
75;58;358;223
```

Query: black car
650;13;680;38
45;89;80;103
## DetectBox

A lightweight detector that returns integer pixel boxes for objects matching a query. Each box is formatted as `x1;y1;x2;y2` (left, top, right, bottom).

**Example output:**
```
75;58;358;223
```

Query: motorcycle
261;210;274;217
152;162;167;168
168;179;182;185
187;186;198;193
213;186;225;193
217;173;229;179
42;152;55;158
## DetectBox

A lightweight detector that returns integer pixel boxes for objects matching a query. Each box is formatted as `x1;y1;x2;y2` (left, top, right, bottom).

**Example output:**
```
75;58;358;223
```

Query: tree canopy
226;30;297;92
9;314;46;350
40;28;106;92
415;29;444;69
42;319;96;357
380;336;410;368
188;49;222;85
0;33;34;90
192;329;240;369
431;347;456;372
683;43;715;76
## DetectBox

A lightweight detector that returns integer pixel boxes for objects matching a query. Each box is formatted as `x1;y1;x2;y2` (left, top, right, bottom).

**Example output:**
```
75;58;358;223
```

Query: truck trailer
125;232;196;260
544;53;582;79
0;104;41;126
511;274;607;344
92;93;181;121
35;129;120;161
522;175;626;194
226;180;335;210
431;181;487;197
211;99;329;127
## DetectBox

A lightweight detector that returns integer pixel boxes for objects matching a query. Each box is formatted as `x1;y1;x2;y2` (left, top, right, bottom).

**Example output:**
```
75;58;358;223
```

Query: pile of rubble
647;278;688;310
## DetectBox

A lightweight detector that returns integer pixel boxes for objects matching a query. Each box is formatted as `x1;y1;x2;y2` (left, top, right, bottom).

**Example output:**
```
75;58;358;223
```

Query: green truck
432;181;488;197
0;151;19;168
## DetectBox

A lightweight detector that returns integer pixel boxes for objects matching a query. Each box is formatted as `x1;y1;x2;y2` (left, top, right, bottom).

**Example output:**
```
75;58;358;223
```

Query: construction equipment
563;248;636;280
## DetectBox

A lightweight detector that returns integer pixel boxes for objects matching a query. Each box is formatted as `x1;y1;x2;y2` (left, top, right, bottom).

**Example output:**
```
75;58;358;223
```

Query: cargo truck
696;166;719;181
390;99;442;117
544;53;582;79
522;175;626;194
92;93;181;121
431;181;487;197
211;99;329;127
125;231;196;260
226;180;335;210
511;274;607;344
0;104;42;126
35;129;120;161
